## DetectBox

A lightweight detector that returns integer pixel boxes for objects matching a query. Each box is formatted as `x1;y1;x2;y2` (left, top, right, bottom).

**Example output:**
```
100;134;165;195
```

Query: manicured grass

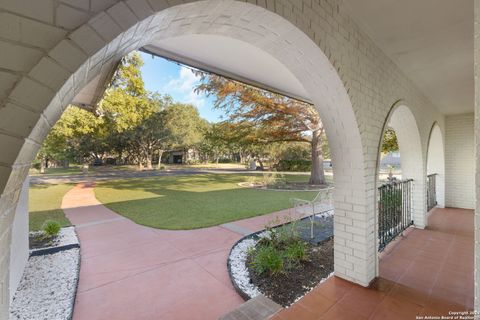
95;174;317;230
29;166;83;176
29;184;73;231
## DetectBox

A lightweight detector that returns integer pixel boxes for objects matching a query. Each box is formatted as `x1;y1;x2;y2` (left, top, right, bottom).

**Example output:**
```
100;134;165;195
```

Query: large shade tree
196;74;328;185
381;128;399;153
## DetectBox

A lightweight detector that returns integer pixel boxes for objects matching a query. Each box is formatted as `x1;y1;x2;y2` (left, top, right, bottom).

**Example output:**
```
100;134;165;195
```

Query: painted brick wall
473;0;479;312
445;113;475;209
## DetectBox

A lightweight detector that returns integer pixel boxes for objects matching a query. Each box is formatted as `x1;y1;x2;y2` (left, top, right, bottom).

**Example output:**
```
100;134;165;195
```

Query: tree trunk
146;149;153;170
257;158;264;171
40;156;46;174
309;129;326;185
157;150;164;169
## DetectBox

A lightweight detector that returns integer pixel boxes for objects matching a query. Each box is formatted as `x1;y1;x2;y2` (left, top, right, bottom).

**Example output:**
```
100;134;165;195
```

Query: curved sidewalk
61;183;296;320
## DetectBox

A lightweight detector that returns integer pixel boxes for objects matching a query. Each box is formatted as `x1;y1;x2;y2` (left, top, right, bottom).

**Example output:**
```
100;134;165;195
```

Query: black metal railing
378;179;414;251
427;174;437;212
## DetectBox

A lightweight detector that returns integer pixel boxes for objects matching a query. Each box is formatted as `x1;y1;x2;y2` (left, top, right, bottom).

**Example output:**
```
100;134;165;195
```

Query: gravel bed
229;236;262;299
10;248;80;320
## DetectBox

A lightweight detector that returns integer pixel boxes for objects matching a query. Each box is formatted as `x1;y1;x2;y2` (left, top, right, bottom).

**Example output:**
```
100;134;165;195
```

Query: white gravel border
9;248;80;320
229;236;261;299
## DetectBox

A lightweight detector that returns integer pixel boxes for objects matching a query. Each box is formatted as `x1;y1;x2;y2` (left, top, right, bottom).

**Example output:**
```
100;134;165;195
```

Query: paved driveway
62;183;297;319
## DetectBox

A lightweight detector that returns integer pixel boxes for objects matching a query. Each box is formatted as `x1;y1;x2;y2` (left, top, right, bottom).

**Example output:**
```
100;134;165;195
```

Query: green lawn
95;174;317;230
29;184;73;231
29;166;83;176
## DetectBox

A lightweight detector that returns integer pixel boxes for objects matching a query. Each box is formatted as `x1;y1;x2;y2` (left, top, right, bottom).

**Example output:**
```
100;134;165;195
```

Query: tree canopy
381;128;399;153
195;73;328;184
38;52;331;181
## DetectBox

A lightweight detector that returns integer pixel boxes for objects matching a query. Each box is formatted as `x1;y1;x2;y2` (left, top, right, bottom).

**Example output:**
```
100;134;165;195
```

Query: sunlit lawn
95;174;318;229
29;166;83;176
29;184;73;231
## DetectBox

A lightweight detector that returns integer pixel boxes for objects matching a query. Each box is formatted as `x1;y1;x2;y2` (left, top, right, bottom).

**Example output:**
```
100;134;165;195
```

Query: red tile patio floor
61;182;304;320
270;207;474;320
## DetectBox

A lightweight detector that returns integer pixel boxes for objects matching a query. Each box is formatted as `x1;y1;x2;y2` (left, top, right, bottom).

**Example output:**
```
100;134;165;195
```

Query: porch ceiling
143;34;312;103
343;0;474;115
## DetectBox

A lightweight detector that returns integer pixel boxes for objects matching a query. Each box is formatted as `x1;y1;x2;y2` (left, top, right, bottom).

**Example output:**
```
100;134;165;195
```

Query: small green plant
251;245;284;276
42;220;61;238
250;216;309;276
262;172;278;186
246;176;259;185
284;240;306;267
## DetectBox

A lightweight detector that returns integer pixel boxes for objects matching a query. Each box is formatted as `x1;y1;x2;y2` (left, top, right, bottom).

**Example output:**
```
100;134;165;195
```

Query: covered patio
0;0;477;319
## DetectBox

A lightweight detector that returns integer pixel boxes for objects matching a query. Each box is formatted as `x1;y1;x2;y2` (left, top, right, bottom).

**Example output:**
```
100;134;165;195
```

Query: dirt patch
29;233;56;249
247;238;334;307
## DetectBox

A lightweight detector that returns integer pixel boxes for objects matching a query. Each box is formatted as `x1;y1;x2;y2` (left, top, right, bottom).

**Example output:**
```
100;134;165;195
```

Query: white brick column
445;113;475;209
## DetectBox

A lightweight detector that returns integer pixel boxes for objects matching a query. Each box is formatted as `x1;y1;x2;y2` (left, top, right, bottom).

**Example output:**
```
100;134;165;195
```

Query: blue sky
138;51;224;122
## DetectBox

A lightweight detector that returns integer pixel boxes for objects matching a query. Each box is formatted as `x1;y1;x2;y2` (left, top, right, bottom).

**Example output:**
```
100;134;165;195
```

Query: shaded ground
30;165;333;186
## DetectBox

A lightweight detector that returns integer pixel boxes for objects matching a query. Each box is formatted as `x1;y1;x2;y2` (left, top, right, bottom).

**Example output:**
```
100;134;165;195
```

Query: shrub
250;217;308;276
275;159;311;172
42;220;61;238
251;245;284;276
284;240;306;267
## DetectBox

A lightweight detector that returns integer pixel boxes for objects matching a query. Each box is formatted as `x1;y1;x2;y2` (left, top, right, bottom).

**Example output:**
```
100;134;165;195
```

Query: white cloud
162;66;207;108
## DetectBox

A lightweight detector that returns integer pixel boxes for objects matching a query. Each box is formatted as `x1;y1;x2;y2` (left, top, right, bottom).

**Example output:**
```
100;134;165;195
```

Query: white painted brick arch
427;123;446;208
383;103;426;229
0;0;447;315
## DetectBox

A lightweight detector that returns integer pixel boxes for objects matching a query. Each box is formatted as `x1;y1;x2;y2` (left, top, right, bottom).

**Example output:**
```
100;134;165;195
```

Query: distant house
380;151;401;168
164;149;199;164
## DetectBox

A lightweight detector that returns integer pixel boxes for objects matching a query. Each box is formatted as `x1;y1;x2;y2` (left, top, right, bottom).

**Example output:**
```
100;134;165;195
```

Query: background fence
378;179;414;251
427;174;437;212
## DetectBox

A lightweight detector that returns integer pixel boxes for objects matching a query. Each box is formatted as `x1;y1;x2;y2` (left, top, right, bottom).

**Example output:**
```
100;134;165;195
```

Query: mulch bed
29;234;57;249
246;238;334;307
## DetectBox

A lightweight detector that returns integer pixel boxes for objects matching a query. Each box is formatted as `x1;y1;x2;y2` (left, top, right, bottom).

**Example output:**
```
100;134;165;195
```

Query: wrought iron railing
427;174;437;212
378;179;414;251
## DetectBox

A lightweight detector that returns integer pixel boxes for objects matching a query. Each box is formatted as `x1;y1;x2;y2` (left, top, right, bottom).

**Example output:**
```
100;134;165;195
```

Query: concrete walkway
61;183;299;320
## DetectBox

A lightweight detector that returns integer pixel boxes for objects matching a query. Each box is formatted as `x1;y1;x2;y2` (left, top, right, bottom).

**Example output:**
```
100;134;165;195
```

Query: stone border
227;230;263;301
69;249;81;320
29;243;80;257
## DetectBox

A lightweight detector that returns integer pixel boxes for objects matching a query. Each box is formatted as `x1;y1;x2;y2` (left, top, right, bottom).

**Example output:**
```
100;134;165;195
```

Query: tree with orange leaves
196;73;327;185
